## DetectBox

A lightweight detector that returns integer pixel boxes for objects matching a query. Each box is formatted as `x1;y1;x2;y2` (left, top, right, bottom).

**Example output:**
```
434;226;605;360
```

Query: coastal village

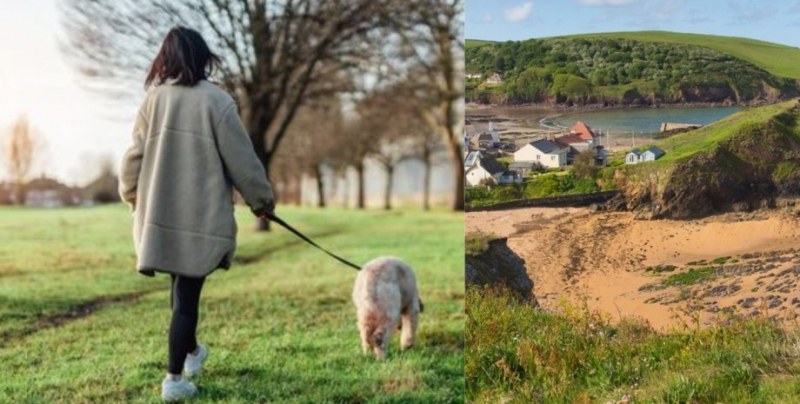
464;117;667;187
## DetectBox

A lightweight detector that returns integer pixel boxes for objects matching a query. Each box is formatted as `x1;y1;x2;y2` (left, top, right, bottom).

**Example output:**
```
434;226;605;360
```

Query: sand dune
467;207;800;330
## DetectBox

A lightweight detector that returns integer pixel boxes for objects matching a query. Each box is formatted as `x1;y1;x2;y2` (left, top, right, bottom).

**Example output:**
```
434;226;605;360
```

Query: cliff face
611;105;800;219
465;238;537;305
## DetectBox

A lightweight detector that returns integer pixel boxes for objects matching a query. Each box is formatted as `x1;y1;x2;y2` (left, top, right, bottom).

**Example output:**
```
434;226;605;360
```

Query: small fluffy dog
352;257;423;361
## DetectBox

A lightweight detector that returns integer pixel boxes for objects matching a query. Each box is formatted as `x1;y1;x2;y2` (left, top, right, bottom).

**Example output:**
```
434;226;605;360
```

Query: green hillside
655;99;800;163
468;31;800;79
565;31;800;80
616;99;800;219
466;32;800;106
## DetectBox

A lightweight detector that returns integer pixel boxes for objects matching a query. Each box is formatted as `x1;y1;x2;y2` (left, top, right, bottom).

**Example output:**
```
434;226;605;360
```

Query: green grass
467;286;800;402
644;264;677;274
465;39;495;50
465;232;495;256
0;204;464;403
661;267;717;287
563;31;800;80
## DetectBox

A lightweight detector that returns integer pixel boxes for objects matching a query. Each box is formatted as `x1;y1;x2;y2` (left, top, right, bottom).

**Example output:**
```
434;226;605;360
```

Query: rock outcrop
466;237;537;305
609;105;800;219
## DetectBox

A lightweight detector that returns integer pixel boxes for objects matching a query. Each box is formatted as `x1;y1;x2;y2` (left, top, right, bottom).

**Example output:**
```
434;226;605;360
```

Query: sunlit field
0;204;464;403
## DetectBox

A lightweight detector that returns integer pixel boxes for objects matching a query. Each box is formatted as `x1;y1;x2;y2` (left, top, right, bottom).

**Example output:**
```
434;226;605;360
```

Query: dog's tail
418;298;424;313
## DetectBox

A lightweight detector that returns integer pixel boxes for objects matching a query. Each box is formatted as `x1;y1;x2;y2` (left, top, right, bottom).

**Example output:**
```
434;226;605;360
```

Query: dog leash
266;213;362;271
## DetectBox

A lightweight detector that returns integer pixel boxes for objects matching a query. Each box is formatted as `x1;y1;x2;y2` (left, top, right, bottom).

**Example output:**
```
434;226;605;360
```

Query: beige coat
119;80;273;277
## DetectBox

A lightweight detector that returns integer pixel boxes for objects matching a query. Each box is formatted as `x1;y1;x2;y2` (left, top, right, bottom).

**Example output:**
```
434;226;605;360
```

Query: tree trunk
423;155;432;211
314;164;326;208
14;182;26;205
356;161;366;209
446;134;465;211
384;165;394;210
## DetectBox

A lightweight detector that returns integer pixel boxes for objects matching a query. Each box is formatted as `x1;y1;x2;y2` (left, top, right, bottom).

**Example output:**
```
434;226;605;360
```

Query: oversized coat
119;80;274;278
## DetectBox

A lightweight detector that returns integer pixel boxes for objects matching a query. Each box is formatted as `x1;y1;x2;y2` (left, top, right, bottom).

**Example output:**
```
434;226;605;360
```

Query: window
551;155;555;161
537;155;540;160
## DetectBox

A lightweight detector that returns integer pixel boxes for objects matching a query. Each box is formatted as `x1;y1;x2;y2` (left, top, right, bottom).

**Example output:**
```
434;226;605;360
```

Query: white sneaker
161;377;197;402
184;343;208;377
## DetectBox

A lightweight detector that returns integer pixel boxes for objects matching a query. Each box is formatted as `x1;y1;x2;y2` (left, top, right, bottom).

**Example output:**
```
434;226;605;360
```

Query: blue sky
466;0;800;47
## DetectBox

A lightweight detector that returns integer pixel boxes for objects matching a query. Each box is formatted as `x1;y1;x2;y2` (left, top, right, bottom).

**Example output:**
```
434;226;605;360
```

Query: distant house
486;73;502;84
465;152;517;186
514;138;569;168
641;145;666;162
569;121;597;145
626;146;665;165
626;148;642;164
23;176;83;207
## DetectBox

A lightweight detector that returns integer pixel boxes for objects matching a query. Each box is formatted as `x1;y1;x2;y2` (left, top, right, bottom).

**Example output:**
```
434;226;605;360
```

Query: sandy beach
467;206;800;330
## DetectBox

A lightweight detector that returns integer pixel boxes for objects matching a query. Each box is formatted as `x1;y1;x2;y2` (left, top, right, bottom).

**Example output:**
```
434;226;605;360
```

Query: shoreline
466;100;760;113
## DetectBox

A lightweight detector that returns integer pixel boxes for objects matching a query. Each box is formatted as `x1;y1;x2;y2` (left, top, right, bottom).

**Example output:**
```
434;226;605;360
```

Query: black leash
267;214;361;271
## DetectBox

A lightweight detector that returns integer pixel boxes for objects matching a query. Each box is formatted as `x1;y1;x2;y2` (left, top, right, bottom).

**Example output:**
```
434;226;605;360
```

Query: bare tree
409;121;442;211
363;115;414;210
393;0;464;210
1;116;41;204
61;0;404;228
345;118;378;209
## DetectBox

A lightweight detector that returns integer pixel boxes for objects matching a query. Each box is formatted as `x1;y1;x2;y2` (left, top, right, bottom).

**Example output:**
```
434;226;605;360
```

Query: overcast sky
466;0;800;48
0;0;139;186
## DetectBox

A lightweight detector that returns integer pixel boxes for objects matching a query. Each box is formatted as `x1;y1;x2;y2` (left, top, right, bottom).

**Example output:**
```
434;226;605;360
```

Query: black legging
168;274;206;375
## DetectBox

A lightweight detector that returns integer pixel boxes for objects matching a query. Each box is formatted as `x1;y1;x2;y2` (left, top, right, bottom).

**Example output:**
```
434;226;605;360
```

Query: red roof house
570;121;597;141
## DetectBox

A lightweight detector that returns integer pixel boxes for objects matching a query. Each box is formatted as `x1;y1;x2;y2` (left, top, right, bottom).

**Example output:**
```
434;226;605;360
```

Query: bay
547;106;743;135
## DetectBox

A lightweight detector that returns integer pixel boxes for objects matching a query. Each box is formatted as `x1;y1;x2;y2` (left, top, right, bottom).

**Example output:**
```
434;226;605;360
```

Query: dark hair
145;26;221;88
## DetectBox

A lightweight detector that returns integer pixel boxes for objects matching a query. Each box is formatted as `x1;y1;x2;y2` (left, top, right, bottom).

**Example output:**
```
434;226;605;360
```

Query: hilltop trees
466;37;799;105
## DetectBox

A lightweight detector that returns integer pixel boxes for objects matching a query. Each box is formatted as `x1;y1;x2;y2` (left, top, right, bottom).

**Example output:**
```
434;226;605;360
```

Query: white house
625;149;642;164
642;146;666;162
626;146;665;165
513;139;568;169
465;151;517;186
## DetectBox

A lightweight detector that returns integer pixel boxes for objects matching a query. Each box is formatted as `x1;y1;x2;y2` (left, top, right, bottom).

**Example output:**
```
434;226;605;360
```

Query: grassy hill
0;205;464;402
468;31;800;79
466;32;800;106
465;39;495;49
565;31;800;80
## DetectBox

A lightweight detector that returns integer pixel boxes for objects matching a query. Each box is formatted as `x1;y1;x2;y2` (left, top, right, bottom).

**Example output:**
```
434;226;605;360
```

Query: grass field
0;204;464;403
467;287;800;402
467;30;800;79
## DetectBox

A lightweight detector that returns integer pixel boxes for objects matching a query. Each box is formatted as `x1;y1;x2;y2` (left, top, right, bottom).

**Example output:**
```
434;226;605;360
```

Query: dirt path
467;207;800;330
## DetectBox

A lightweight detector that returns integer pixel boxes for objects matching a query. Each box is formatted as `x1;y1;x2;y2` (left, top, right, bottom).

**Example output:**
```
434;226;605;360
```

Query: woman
119;26;274;401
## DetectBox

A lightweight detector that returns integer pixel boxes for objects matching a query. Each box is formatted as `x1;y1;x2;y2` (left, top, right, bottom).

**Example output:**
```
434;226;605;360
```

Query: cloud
482;13;493;23
503;2;534;22
579;0;636;5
